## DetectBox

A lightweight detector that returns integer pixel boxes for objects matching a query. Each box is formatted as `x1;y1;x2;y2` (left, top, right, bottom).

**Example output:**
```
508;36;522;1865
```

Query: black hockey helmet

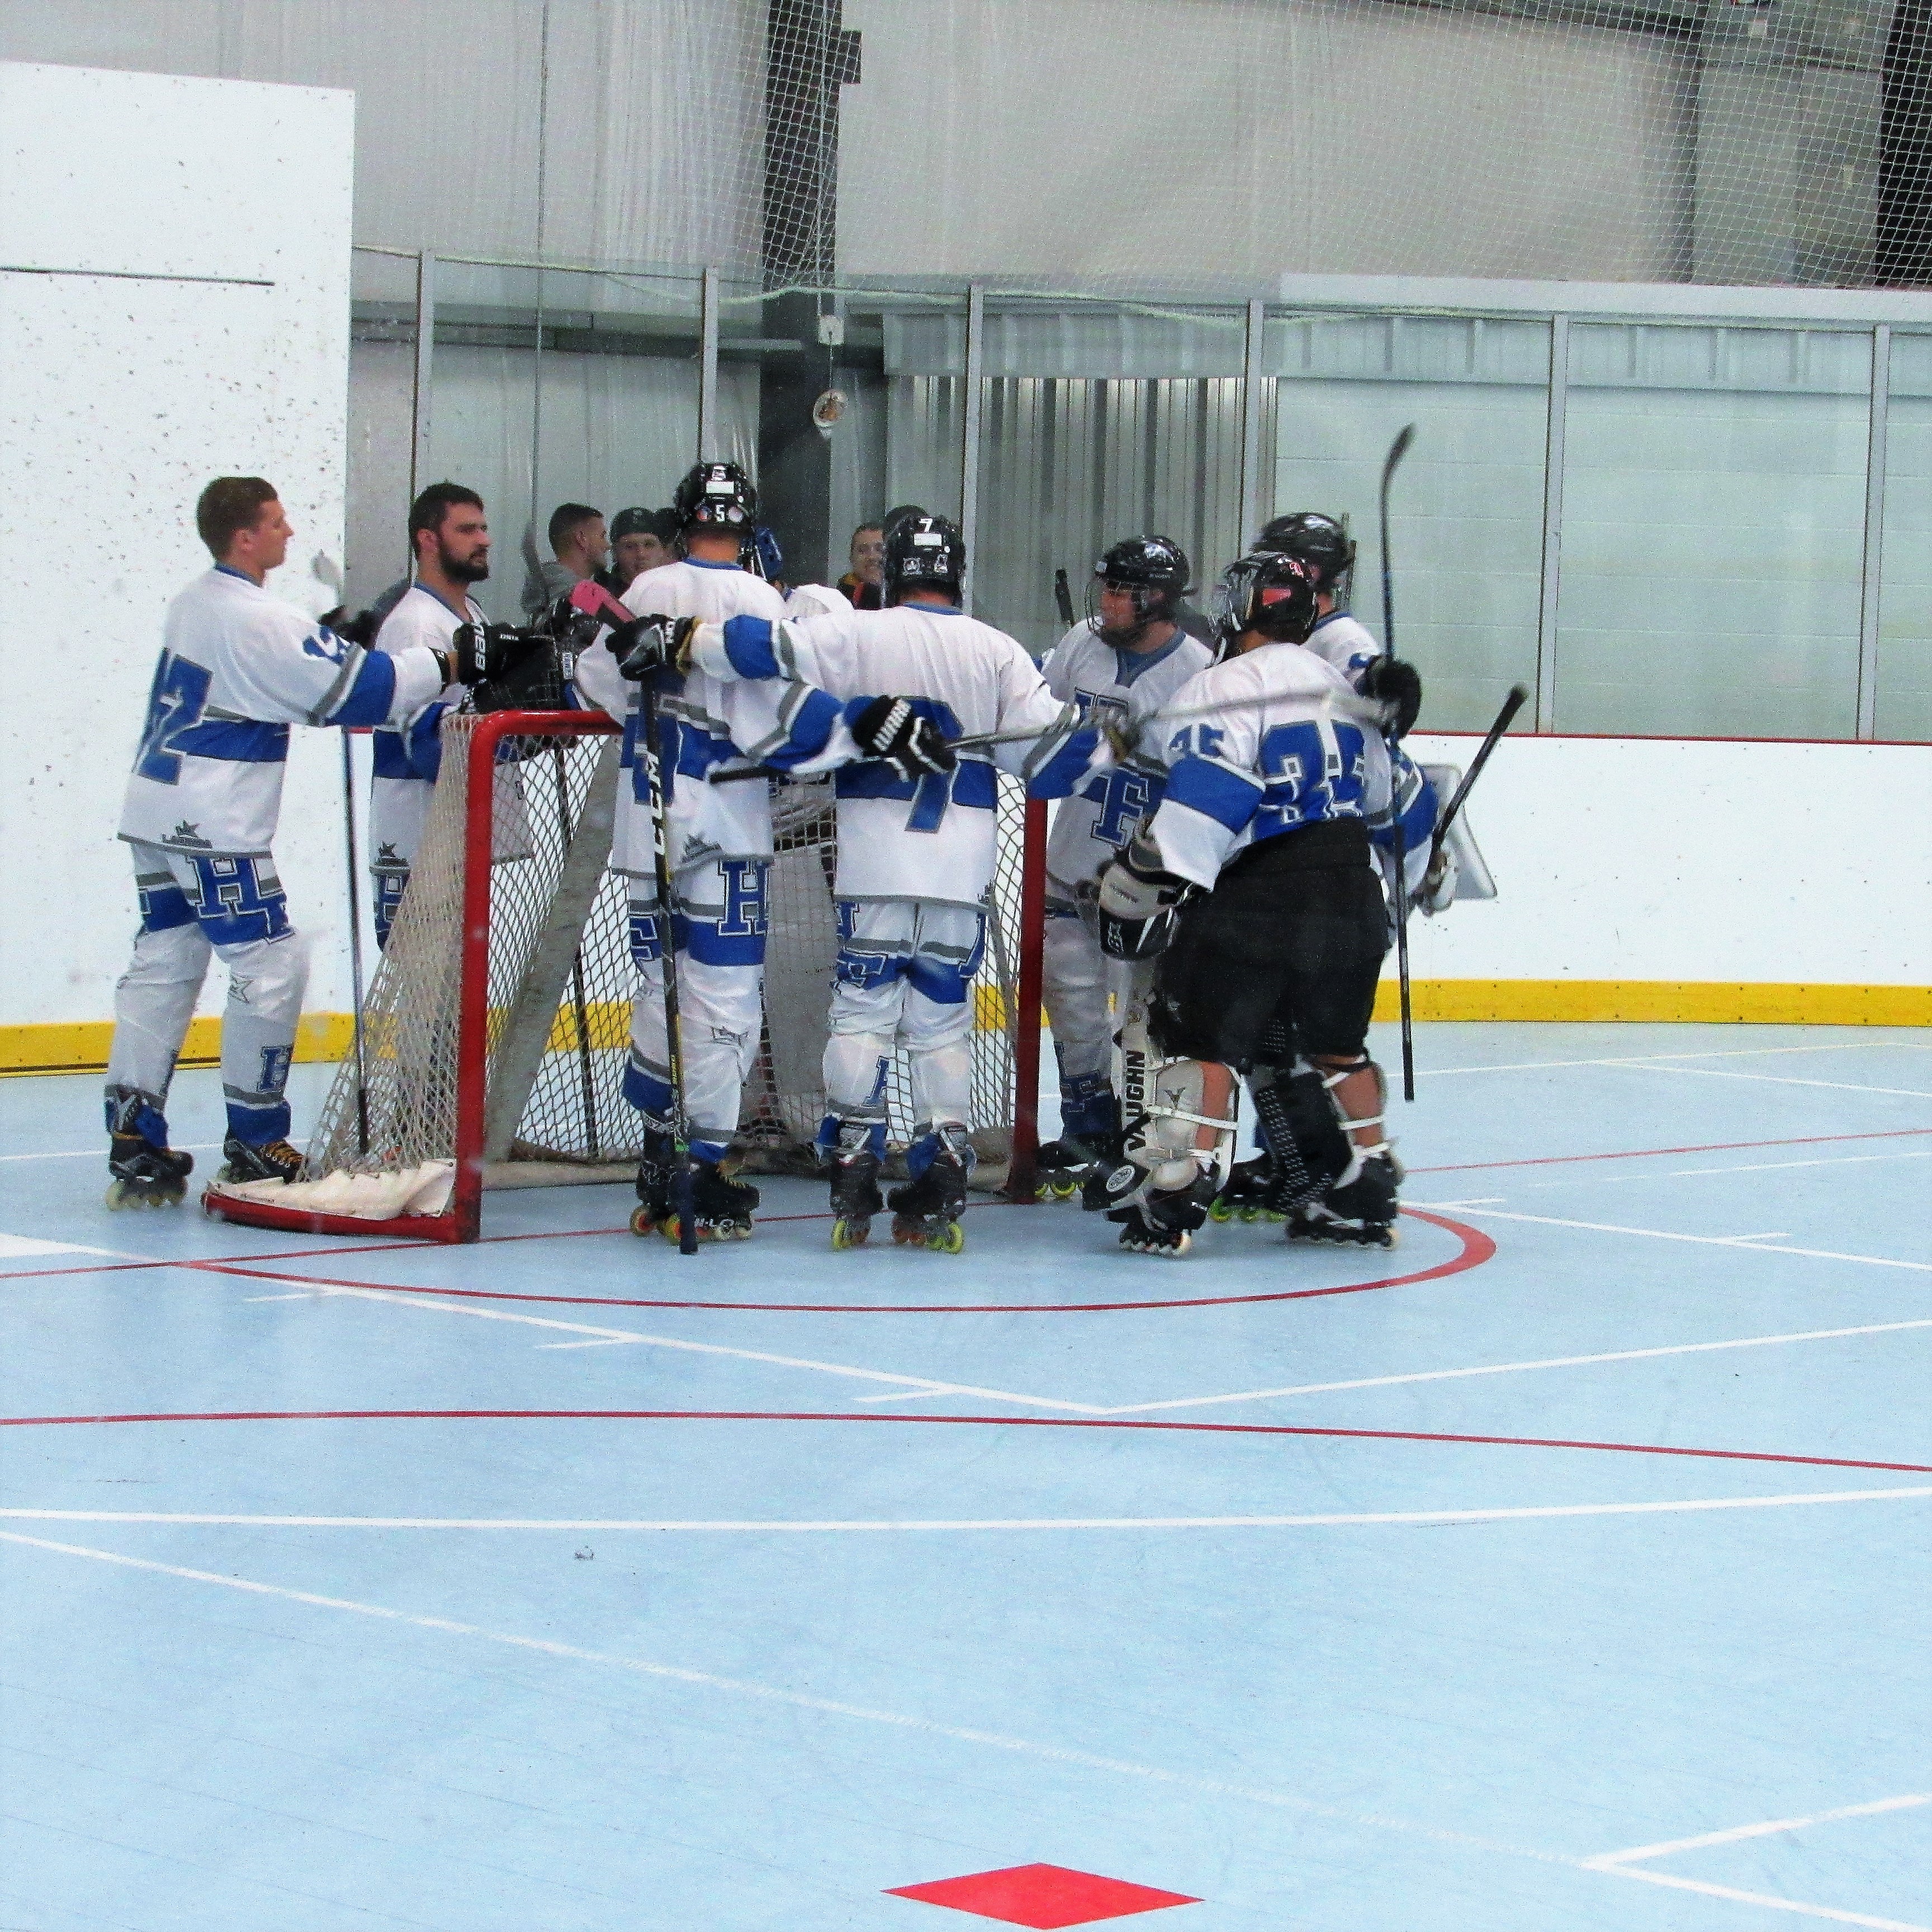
1256;510;1355;595
883;512;966;600
674;461;757;536
1087;533;1191;643
881;503;928;541
1219;550;1320;648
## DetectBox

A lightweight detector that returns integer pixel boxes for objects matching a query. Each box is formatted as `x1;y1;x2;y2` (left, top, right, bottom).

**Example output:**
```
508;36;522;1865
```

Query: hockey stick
314;552;374;1156
339;731;372;1155
1378;423;1418;1104
641;680;700;1256
1429;684;1527;865
1054;568;1076;629
706;684;1396;785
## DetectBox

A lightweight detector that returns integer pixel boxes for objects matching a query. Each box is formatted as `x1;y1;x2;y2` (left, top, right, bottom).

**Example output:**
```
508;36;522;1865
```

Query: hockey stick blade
1430;683;1527;859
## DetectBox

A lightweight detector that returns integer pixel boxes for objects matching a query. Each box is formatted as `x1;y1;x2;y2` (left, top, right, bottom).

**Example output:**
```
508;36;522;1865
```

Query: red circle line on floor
1;1405;1925;1475
176;1209;1494;1315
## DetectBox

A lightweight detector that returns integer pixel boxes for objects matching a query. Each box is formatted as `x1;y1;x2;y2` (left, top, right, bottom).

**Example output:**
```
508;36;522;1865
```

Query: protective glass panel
1877;334;1932;743
1270;315;1549;733
1556;321;1871;738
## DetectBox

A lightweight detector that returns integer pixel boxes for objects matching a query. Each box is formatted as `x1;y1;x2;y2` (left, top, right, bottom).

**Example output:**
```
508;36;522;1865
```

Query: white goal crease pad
207;1161;457;1221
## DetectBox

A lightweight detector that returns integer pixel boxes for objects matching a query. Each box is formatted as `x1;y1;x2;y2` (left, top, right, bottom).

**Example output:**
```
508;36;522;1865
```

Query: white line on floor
1633;1065;1932;1101
3;1487;1926;1531
1529;1149;1932;1190
1420;1043;1901;1078
0;1143;222;1163
277;1281;1111;1414
1587;1792;1932;1866
0;1526;1581;1871
7;1524;1923;1924
0;1234;136;1262
1587;1862;1928;1930
1098;1318;1932;1415
1448;1209;1932;1273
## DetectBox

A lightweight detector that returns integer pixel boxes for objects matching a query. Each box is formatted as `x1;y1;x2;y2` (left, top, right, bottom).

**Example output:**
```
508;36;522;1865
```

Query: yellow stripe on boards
1;1013;356;1078
7;981;1925;1077
1370;981;1932;1026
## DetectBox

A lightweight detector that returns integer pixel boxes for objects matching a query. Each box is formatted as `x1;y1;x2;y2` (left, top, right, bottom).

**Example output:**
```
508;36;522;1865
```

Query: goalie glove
1093;832;1196;961
612;613;700;680
1358;656;1423;738
850;696;957;782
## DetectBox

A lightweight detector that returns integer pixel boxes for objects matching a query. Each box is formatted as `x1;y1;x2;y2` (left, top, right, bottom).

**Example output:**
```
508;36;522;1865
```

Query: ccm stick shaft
642;680;700;1255
1379;423;1418;1102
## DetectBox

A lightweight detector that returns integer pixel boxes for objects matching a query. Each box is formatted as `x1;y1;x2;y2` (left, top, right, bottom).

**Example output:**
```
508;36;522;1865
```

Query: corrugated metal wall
887;375;1270;654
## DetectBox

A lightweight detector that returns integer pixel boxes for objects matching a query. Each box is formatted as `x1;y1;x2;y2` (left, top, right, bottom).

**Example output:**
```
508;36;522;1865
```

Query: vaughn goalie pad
1418;764;1497;902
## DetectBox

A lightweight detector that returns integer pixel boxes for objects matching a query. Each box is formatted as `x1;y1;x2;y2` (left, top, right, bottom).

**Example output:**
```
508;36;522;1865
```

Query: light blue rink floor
1;1022;1929;1932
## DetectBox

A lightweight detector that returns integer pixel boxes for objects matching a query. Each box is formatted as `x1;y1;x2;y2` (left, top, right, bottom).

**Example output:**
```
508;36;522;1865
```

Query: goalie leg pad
1096;1047;1238;1217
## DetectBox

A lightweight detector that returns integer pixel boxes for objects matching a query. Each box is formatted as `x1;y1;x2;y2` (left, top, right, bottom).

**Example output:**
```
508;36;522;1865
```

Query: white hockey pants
622;858;768;1163
823;899;985;1139
105;843;310;1146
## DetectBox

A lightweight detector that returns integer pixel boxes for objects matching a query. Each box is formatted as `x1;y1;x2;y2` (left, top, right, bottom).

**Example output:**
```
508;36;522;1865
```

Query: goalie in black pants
1091;551;1404;1254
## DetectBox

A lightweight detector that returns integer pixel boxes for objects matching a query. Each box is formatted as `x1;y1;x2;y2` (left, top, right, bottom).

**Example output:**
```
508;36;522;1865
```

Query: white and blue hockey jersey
571;558;856;882
119;565;447;858
1041;619;1213;895
368;583;477;870
1305;609;1382;685
1143;641;1393;891
691;601;1101;908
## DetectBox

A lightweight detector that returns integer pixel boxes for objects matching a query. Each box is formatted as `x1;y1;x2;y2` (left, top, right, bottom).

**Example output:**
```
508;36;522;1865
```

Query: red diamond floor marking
884;1863;1200;1929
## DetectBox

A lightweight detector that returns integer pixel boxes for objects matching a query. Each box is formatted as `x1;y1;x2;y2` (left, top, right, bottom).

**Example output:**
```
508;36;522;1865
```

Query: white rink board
1398;732;1931;987
0;61;353;1031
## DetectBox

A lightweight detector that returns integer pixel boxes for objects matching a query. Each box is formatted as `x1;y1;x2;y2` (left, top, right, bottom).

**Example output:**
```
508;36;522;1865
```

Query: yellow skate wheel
830;1216;869;1251
629;1205;659;1237
927;1221;965;1254
1207;1198;1233;1222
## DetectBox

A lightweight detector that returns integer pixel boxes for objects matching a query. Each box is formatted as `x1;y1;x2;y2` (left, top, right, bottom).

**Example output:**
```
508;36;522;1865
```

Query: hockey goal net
205;709;1045;1242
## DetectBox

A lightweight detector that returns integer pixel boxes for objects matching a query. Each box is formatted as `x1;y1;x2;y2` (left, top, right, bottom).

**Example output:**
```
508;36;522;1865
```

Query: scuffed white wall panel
1399;734;1932;986
0;61;353;1031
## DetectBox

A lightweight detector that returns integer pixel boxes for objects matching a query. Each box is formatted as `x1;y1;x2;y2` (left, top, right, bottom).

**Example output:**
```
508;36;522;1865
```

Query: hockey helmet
1220;550;1320;647
674;461;757;535
883;512;966;599
1088;533;1191;643
1256;510;1355;594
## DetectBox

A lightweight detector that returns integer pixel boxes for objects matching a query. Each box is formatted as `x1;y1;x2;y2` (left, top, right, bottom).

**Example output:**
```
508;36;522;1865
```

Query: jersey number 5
135;654;214;785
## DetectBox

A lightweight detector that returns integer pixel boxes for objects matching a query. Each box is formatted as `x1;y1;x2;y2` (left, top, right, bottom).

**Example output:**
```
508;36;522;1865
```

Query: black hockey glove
1359;656;1423;738
1093;832;1196;961
612;613;700;681
851;696;956;782
451;621;546;686
466;641;568;713
320;605;380;649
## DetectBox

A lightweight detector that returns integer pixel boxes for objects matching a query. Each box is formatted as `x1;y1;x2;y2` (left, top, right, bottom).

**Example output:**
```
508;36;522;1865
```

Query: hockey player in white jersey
1091;552;1403;1254
105;476;525;1204
367;482;490;946
570;462;874;1243
1035;536;1211;1199
681;513;1102;1253
1208;510;1439;1224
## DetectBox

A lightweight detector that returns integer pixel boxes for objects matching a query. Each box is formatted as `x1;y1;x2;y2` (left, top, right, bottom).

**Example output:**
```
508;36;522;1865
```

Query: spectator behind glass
605;506;680;594
837;521;884;610
522;502;607;614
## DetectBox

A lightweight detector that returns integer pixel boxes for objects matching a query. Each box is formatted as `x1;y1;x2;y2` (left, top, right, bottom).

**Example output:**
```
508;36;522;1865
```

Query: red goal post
205;709;1046;1243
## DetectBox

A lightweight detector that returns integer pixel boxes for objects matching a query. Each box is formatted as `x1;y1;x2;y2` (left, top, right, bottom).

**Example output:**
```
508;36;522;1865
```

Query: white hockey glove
1093;832;1196;961
1413;840;1459;916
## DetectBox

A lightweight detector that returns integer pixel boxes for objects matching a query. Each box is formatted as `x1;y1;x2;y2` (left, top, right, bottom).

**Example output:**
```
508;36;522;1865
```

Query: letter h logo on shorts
715;860;769;940
188;856;292;947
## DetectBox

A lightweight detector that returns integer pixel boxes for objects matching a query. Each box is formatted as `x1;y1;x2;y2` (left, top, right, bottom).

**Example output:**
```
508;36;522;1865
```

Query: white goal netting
297;711;1034;1208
